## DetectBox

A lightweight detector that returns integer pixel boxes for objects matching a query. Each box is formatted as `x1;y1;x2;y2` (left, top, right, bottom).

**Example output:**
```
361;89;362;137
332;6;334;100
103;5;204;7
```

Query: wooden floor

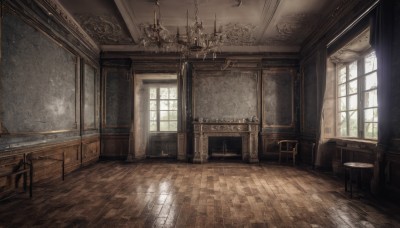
1;161;400;227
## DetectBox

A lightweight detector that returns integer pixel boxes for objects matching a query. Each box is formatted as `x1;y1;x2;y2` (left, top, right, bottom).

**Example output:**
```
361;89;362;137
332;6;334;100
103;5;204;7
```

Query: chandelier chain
194;0;199;23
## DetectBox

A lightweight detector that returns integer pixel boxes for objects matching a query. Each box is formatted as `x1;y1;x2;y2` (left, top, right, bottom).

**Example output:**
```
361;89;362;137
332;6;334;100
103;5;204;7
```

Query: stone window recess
336;51;378;139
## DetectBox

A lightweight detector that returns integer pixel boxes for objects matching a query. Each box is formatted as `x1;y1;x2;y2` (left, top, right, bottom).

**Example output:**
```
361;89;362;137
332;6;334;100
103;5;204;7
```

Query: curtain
371;0;392;148
370;0;393;192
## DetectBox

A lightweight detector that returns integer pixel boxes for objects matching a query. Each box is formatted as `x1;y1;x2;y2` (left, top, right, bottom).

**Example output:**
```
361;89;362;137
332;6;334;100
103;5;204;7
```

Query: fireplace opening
208;137;242;158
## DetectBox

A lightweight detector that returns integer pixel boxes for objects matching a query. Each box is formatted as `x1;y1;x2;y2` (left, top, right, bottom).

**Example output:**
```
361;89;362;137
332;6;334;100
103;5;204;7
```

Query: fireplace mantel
193;122;259;163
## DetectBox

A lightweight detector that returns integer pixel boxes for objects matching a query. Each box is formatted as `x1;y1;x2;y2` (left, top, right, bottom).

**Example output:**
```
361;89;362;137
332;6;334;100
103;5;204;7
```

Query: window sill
149;132;178;134
333;137;377;144
330;137;377;151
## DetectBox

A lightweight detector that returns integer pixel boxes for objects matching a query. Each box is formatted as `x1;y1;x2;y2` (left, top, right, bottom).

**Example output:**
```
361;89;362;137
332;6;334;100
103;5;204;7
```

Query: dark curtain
369;0;394;193
371;0;393;148
315;48;328;167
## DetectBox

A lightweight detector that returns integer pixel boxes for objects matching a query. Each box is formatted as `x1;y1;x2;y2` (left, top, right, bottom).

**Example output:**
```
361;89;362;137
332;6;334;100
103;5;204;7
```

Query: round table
343;162;374;198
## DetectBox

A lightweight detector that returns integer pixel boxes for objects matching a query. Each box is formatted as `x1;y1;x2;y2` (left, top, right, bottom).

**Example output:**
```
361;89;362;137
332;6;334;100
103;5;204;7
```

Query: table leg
345;167;348;192
350;168;353;198
23;172;27;192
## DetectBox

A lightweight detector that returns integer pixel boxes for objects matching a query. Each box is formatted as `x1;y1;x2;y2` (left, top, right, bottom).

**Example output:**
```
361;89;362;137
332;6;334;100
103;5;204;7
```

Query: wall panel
1;11;78;134
104;70;131;128
262;68;295;128
83;64;96;130
192;70;259;120
301;55;318;134
82;135;100;166
101;134;129;158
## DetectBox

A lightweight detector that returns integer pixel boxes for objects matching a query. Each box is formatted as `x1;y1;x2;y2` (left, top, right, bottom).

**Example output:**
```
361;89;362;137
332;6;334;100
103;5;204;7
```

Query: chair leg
279;152;281;164
293;153;295;166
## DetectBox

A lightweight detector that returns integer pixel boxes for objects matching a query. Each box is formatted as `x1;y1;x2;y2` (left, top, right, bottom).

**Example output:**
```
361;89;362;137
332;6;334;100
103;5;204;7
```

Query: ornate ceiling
58;0;341;53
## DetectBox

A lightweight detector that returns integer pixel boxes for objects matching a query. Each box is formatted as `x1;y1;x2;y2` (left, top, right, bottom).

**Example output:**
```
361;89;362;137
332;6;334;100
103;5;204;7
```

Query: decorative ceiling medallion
264;13;318;45
76;15;133;45
223;23;257;46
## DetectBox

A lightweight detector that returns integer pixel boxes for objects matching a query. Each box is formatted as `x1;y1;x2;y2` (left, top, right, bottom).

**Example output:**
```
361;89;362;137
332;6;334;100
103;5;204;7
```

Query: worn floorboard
0;161;399;227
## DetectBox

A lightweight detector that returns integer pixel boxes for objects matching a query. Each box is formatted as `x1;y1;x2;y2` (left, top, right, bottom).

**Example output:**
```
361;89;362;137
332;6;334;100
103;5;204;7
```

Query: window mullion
358;59;363;138
361;58;367;139
346;65;350;137
157;88;160;131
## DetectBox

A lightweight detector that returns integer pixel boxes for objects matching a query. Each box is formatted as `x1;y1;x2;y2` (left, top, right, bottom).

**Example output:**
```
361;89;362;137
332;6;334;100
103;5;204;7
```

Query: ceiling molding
75;14;133;45
100;44;300;53
42;0;100;53
54;0;345;53
224;23;257;46
256;0;281;42
263;13;319;45
113;0;141;43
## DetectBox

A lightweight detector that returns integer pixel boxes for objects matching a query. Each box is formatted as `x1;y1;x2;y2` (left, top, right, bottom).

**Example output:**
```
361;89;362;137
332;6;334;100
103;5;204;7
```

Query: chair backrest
278;140;298;154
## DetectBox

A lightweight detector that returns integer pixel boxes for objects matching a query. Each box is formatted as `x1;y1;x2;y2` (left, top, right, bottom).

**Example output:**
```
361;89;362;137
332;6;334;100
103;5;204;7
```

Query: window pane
169;111;177;120
169;88;177;99
150;111;157;121
149;85;178;133
160;88;169;99
169;121;177;131
364;108;378;122
348;95;357;110
160;100;169;110
365;72;378;91
160;121;169;131
150;101;157;111
149;88;157;99
365;51;377;73
339;97;347;111
338;84;346;97
339;112;347;136
150;121;157;131
349;61;357;80
365;90;378;108
169;100;178;110
348;80;357;94
160;111;169;120
365;122;378;139
349;111;358;137
338;67;346;83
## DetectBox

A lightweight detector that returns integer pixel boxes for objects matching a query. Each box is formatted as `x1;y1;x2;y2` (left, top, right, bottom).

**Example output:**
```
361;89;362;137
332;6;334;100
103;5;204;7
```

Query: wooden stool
343;162;374;198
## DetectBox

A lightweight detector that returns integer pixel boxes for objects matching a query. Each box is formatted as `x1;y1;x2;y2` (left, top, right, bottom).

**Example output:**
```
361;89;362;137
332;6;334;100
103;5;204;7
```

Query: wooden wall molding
5;0;99;63
0;135;100;191
262;68;296;129
100;134;129;159
82;135;100;166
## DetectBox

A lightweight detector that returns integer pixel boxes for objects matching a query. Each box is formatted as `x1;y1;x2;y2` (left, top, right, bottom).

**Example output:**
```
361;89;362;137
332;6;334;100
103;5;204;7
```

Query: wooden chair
278;140;298;166
0;158;33;200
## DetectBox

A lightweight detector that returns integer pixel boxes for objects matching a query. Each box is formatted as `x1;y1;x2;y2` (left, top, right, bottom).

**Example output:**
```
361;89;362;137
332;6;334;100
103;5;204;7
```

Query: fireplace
208;137;242;157
193;122;259;163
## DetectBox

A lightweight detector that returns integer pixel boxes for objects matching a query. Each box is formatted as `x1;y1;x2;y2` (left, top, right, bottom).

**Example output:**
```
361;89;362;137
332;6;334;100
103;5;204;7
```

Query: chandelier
139;1;173;50
139;0;224;59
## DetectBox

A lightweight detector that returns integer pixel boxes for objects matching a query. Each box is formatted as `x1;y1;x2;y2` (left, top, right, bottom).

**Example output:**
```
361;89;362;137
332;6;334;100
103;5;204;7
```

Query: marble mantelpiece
193;122;259;163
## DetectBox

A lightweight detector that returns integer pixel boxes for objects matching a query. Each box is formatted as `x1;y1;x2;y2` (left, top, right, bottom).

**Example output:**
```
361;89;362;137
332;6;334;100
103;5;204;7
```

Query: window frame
336;49;378;140
149;85;178;133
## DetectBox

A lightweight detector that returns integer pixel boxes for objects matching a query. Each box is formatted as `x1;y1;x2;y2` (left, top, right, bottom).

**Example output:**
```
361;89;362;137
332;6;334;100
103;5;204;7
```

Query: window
337;51;378;139
149;86;178;132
